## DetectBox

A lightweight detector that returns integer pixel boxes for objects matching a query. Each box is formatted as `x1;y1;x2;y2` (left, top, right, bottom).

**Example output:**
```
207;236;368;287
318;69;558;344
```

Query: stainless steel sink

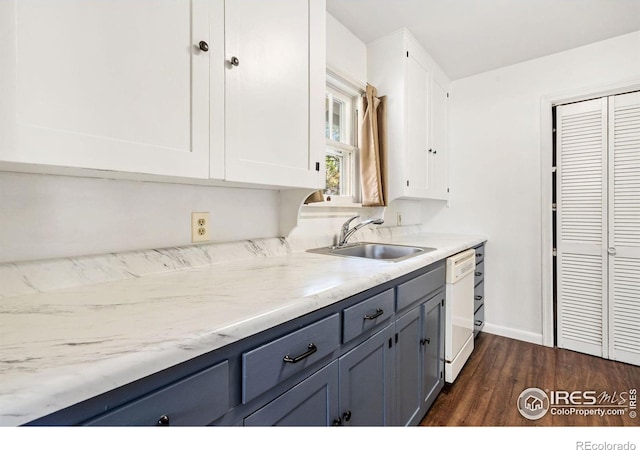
307;242;437;262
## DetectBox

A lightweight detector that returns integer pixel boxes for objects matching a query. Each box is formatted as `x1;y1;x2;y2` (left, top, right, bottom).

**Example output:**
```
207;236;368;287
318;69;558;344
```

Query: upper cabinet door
224;0;324;189
428;78;449;200
405;52;430;197
6;0;210;178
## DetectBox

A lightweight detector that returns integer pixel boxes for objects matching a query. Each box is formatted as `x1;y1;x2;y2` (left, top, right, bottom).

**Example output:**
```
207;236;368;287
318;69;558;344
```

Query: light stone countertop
0;229;486;426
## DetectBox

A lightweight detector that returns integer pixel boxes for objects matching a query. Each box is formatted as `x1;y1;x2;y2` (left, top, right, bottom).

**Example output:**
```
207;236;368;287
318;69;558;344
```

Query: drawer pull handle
157;415;170;426
475;295;483;301
420;338;430;346
475;320;483;327
283;343;317;364
363;308;384;320
475;272;482;277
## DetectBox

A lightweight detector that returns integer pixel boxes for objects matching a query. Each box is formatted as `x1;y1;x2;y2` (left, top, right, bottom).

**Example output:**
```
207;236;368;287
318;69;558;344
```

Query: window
324;82;360;204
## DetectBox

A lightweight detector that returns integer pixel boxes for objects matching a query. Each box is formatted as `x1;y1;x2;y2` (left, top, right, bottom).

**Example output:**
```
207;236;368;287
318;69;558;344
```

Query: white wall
420;31;640;343
326;13;367;86
0;172;279;263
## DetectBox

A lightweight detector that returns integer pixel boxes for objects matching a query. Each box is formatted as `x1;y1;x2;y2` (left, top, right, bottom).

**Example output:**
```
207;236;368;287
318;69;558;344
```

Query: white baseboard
481;322;544;346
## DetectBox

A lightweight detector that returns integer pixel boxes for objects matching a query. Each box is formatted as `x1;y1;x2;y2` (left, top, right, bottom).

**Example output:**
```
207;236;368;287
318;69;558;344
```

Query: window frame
323;80;362;205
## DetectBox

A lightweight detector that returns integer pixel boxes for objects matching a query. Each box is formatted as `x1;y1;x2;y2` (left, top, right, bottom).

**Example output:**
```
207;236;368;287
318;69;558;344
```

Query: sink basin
307;242;437;262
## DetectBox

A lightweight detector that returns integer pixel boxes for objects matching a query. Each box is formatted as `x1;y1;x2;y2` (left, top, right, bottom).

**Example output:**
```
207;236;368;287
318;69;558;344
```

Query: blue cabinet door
421;292;445;412
338;324;394;426
395;305;422;426
243;361;339;426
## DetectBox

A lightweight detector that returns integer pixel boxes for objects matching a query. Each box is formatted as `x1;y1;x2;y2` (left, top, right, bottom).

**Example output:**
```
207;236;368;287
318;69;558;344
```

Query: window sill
300;202;364;219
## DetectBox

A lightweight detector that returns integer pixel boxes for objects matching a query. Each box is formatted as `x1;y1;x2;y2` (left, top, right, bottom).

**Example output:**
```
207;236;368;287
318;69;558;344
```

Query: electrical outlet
191;212;210;243
397;212;403;226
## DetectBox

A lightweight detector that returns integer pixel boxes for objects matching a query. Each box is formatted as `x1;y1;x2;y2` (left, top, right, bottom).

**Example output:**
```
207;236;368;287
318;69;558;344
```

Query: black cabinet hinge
388;338;393;348
406;51;409;57
315;162;320;171
406;180;410;187
441;299;444;307
447;92;449;98
395;333;398;344
440;371;443;379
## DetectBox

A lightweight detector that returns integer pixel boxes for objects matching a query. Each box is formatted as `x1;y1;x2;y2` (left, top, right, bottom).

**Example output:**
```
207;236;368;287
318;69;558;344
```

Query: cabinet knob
230;56;240;67
198;41;209;52
332;417;342;426
342;410;352;423
157;415;170;426
433;150;437;154
428;148;433;153
608;247;617;255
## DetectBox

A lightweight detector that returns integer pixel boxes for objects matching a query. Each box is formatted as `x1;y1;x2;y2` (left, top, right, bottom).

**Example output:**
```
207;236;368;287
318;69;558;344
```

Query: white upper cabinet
367;29;450;202
0;0;325;190
224;0;325;189
3;0;210;179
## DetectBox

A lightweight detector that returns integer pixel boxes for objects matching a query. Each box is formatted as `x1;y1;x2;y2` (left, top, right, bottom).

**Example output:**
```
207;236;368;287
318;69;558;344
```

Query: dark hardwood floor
420;333;640;426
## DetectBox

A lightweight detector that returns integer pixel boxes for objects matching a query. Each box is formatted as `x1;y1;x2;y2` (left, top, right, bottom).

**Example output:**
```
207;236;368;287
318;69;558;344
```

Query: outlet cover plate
191;212;210;243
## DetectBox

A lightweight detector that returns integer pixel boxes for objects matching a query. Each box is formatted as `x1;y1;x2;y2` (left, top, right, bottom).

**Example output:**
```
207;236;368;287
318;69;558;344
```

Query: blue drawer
396;264;445;312
342;289;394;344
242;313;340;403
85;360;229;426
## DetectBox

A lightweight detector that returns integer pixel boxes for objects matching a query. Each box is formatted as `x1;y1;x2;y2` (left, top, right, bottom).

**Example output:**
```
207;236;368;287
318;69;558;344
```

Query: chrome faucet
337;215;384;248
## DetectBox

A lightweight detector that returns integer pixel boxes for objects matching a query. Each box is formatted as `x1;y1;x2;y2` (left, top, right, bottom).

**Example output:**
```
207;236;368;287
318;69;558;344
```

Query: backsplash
0;224;423;299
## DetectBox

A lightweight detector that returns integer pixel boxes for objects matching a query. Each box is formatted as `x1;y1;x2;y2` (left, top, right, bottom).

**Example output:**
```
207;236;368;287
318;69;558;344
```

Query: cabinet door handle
433;150;437;154
475;320;483;327
475;295;483;301
332;417;342;426
283;343;317;364
477;253;483;258
363;308;384;320
342;410;352;423
198;41;209;52
157;415;170;426
475;271;482;277
420;338;430;346
229;56;240;66
428;148;433;153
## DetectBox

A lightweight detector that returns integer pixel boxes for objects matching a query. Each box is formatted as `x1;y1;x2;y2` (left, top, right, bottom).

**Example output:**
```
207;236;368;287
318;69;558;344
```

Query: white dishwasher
444;248;476;383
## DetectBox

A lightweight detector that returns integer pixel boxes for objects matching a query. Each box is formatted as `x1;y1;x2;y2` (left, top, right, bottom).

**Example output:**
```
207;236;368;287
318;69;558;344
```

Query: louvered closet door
608;91;640;365
556;98;608;358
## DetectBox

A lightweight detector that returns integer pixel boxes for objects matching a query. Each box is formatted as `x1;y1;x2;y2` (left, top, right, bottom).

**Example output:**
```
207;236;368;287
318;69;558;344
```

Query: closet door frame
540;80;640;349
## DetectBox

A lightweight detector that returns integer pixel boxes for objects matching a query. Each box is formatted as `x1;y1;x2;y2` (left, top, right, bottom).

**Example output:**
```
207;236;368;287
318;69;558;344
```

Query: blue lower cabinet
243;361;340;426
395;305;422;426
421;292;445;413
338;324;395;426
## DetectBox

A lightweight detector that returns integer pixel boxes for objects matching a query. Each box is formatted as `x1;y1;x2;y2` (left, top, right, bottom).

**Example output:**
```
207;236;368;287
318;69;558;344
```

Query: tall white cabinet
367;29;450;202
556;91;640;366
0;0;325;190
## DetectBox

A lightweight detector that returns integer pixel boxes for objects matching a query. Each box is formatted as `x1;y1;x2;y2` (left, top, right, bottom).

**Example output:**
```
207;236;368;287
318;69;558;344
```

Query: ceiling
326;0;640;80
